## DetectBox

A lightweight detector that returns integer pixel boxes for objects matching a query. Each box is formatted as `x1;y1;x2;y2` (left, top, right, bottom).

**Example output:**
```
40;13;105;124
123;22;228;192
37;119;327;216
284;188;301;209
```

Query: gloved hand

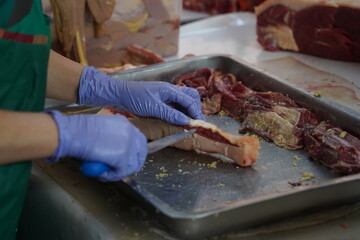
45;110;148;182
78;66;206;125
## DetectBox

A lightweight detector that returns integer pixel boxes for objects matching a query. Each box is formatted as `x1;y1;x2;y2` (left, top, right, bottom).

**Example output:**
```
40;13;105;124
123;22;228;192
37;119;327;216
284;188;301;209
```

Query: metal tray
108;55;360;239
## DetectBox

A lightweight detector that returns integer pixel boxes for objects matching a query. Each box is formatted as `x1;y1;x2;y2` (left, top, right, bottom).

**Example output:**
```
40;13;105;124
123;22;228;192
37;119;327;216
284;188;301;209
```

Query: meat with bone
175;68;318;149
98;107;260;167
303;122;360;174
240;111;304;149
255;0;360;62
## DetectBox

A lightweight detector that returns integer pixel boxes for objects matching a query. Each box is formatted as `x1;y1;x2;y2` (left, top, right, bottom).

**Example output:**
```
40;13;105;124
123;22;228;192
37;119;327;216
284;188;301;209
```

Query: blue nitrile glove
45;110;148;182
78;66;206;125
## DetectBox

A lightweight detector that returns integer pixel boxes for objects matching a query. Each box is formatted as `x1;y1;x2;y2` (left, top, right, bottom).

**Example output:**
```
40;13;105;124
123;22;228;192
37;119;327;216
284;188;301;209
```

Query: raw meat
303;122;360;174
182;0;266;14
98;107;260;167
239;0;267;11
240;111;304;149
201;93;222;115
123;45;165;66
183;0;238;15
175;68;318;149
96;45;165;74
255;0;360;62
175;67;360;174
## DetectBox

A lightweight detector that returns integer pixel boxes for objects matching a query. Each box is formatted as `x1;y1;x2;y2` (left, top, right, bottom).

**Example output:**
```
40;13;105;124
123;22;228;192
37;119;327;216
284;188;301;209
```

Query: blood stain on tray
257;56;360;112
339;223;351;229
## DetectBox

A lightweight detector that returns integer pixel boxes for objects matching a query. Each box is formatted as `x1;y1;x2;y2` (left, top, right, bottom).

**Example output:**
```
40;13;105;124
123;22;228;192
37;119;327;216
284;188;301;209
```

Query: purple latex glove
78;66;206;125
45;110;148;182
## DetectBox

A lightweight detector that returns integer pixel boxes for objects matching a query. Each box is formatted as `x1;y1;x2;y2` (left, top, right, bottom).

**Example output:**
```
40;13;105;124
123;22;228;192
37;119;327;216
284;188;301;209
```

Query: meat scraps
174;67;360;174
174;68;318;150
255;0;360;62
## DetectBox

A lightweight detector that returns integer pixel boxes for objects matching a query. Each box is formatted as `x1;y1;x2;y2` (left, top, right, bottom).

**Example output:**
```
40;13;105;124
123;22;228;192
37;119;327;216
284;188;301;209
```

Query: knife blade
80;128;196;177
147;128;196;154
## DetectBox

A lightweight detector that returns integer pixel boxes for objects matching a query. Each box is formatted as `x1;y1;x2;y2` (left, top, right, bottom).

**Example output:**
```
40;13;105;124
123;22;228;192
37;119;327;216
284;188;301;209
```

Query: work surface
20;12;360;240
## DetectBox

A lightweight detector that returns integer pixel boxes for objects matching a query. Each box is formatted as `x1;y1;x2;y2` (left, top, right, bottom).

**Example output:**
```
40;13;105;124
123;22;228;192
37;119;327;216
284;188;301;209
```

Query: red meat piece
256;1;360;62
303;123;360;174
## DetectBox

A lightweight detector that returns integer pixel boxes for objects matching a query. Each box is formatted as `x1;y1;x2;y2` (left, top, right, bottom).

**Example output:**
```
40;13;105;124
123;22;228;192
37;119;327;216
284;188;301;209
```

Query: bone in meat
303;122;360;174
98;107;260;167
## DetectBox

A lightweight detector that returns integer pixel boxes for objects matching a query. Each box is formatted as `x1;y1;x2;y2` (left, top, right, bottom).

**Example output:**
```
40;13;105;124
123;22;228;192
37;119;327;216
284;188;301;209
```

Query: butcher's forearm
0;110;58;164
46;50;84;103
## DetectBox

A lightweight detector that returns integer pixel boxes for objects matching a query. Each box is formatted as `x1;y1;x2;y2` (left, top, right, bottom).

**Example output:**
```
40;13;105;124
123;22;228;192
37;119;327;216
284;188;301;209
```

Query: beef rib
98;107;260;167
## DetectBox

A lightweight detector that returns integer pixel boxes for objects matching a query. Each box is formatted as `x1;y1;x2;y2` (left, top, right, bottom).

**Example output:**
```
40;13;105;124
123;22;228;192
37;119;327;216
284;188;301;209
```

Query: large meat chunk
98;107;260;167
255;0;360;62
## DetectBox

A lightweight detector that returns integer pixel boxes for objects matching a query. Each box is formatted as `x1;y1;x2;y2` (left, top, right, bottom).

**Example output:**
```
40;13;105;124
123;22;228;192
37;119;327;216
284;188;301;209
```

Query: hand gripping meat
78;66;206;126
100;107;260;167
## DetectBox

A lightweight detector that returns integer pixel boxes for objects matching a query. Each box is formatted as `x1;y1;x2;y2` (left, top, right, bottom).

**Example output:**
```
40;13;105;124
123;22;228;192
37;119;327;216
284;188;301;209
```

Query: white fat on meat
241;111;302;150
258;25;299;52
271;105;301;125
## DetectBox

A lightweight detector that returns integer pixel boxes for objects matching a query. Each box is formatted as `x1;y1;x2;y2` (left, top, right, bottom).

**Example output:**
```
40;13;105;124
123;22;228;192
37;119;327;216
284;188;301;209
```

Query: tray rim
109;54;360;212
120;172;360;219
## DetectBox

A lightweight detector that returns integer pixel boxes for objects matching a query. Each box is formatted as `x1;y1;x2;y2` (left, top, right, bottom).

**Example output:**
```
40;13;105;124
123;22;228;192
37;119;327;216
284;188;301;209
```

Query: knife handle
81;162;111;177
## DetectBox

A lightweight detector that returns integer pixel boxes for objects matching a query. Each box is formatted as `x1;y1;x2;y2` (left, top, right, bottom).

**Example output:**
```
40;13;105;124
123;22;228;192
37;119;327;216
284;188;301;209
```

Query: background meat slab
256;0;360;62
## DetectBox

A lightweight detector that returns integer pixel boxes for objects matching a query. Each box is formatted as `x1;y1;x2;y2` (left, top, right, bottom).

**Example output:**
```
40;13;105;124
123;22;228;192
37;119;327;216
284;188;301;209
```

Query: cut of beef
239;104;318;149
255;0;360;62
207;70;237;96
182;0;266;14
98;107;260;167
183;0;238;15
240;111;304;149
303;122;360;174
174;68;212;89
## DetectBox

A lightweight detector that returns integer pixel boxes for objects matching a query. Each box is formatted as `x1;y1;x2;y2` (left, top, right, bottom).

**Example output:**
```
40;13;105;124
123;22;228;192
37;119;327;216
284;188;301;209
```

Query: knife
80;128;196;177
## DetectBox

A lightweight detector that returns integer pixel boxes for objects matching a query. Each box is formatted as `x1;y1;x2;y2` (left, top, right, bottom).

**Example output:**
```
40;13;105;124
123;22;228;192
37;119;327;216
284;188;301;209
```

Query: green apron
0;0;50;239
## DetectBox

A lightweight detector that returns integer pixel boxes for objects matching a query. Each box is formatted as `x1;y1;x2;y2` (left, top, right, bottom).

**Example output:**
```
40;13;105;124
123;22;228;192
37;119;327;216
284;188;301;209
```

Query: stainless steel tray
108;55;360;239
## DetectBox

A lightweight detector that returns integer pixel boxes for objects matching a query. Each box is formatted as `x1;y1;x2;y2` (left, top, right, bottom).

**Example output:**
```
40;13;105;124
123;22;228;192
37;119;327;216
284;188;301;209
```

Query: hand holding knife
81;129;196;177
